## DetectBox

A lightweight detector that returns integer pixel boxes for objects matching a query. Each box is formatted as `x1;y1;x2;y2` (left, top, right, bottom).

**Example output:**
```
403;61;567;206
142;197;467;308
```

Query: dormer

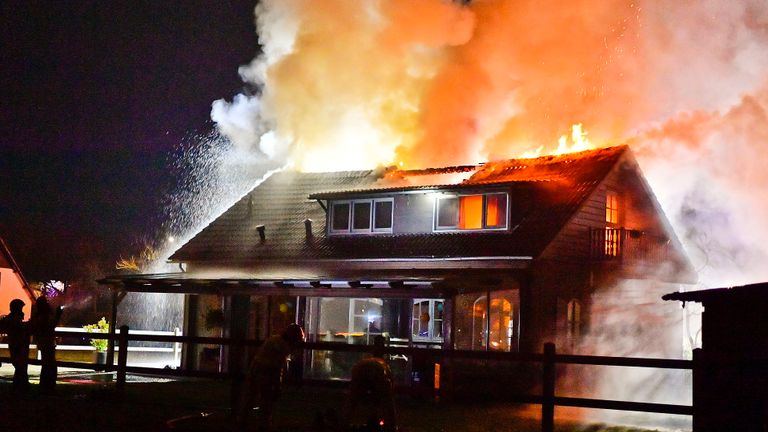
328;198;394;235
311;186;511;236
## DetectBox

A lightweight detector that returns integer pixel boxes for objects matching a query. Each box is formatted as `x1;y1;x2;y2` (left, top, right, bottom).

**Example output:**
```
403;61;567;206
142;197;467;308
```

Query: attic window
330;198;394;234
435;193;508;231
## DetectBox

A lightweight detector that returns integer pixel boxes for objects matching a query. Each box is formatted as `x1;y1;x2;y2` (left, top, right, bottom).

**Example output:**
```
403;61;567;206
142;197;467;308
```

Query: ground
0;364;684;431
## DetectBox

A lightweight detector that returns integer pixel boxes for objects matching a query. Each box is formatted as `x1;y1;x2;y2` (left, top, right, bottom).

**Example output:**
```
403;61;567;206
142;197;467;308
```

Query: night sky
0;1;259;280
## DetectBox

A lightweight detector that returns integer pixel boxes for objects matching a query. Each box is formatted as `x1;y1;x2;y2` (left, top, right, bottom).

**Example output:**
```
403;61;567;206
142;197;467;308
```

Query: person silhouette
347;335;397;431
31;297;62;393
0;299;30;394
238;323;305;431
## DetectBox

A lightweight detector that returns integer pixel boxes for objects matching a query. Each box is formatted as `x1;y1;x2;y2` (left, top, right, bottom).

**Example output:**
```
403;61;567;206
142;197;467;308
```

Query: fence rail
0;327;693;432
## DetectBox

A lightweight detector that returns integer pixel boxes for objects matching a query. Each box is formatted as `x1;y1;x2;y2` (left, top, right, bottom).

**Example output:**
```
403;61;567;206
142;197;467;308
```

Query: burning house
0;236;34;317
100;145;694;381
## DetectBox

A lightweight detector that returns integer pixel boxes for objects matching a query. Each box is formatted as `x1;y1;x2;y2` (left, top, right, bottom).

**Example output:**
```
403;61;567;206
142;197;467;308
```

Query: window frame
372;199;394;233
351;200;373;233
433;192;509;232
330;201;352;234
328;198;394;235
412;298;444;343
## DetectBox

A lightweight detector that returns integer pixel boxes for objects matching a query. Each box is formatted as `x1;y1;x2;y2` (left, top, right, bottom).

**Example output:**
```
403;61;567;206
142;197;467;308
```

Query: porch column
518;273;536;353
227;294;250;411
182;294;200;370
106;289;126;367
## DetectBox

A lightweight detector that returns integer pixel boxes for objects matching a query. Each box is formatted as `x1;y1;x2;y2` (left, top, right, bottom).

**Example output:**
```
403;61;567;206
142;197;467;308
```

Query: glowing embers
435;193;508;231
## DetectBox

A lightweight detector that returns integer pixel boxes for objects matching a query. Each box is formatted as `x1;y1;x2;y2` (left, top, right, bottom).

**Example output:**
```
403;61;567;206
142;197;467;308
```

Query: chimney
304;219;313;239
256;225;266;242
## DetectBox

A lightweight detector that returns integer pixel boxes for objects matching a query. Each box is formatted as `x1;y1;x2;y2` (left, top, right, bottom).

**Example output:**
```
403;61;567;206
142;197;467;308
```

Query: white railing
19;326;184;368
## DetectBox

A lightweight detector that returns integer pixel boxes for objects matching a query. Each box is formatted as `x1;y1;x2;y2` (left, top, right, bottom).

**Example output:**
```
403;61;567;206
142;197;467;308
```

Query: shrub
83;317;109;352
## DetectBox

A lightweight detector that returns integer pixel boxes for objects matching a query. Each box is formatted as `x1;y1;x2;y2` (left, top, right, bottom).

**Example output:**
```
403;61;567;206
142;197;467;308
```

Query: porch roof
98;273;449;298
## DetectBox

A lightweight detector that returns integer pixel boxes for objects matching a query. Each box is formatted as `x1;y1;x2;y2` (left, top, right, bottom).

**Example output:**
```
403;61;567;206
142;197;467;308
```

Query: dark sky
0;1;259;280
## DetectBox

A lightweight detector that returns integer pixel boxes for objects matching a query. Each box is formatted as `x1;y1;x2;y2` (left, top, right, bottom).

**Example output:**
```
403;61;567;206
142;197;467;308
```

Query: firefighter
0;299;30;394
238;323;305;431
347;335;397;432
31;296;62;393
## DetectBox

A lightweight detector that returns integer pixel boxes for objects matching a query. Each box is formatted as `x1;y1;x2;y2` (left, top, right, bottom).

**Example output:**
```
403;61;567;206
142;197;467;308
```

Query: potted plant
84;317;109;367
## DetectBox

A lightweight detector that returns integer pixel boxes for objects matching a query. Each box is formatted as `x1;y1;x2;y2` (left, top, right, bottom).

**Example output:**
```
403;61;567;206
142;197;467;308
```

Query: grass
0;375;683;432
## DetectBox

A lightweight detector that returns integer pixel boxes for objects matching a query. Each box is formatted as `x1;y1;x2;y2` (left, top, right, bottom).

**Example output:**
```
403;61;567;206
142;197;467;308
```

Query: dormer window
330;198;393;234
435;193;508;231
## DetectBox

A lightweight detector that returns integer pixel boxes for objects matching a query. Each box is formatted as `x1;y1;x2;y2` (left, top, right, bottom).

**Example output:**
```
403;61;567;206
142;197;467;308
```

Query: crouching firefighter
347;335;397;432
237;323;305;431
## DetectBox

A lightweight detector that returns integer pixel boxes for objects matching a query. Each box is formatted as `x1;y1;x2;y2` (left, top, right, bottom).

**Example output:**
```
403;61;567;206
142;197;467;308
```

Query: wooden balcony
589;227;672;264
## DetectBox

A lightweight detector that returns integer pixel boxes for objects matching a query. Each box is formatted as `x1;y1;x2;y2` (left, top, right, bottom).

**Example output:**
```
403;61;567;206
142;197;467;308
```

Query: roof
170;146;629;264
662;282;768;304
0;236;32;293
310;146;627;198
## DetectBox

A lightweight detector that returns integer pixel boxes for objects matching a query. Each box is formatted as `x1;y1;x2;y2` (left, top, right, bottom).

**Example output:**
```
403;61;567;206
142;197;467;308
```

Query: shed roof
170;146;629;264
662;282;768;304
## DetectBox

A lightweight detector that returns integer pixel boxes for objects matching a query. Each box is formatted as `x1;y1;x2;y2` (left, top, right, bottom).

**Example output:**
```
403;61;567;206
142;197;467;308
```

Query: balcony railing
590;227;672;263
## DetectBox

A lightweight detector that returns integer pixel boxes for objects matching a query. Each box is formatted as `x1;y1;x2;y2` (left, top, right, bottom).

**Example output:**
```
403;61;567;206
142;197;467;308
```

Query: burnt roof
310;146;627;199
170;146;629;264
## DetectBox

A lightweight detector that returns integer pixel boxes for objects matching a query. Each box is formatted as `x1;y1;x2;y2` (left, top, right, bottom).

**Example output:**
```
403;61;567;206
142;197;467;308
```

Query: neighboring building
663;283;768;432
0;236;35;317
100;145;695;380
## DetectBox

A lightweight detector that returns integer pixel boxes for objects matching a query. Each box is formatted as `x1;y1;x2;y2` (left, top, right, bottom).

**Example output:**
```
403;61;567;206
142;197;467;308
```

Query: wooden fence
0;326;693;432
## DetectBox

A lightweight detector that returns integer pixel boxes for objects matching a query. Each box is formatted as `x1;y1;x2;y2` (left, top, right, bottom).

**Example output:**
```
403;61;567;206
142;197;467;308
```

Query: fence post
692;348;704;432
116;325;129;393
173;327;181;367
542;343;556;432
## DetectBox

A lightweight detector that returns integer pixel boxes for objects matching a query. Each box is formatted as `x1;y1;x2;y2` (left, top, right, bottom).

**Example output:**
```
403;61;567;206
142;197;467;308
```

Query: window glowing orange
605;227;620;256
606;192;619;224
458;195;483;229
604;192;620;256
485;194;507;228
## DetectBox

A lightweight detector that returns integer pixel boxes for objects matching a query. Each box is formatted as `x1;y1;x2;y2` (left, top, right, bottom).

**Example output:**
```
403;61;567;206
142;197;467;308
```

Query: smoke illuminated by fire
210;0;768;288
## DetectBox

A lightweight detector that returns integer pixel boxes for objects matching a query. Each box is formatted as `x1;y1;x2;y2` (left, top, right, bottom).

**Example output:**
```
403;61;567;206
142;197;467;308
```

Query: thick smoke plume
211;0;768;287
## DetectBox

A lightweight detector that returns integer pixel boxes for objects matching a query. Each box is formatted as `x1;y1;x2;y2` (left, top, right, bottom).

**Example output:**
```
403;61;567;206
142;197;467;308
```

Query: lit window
329;198;393;234
605;227;621;256
604;192;620;256
606;192;619;224
471;292;515;351
485;193;507;228
436;193;508;231
350;298;383;344
458;195;483;229
566;299;581;342
412;299;444;342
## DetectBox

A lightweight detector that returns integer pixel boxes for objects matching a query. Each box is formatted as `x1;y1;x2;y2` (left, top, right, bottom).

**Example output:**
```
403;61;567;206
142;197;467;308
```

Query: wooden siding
540;157;676;263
